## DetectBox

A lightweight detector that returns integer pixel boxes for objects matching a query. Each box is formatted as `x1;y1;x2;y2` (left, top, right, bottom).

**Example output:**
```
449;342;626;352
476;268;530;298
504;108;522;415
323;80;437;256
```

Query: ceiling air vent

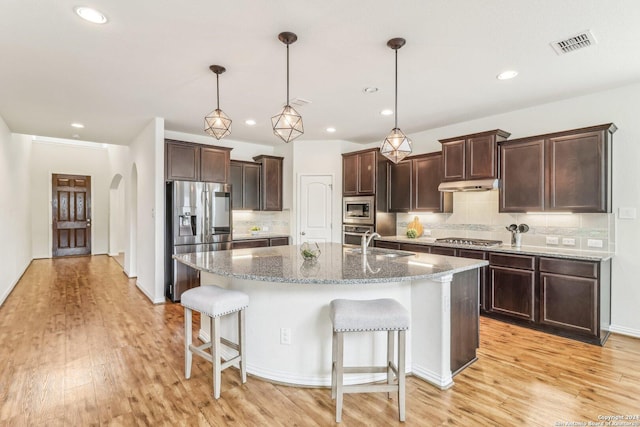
290;97;312;107
551;30;597;55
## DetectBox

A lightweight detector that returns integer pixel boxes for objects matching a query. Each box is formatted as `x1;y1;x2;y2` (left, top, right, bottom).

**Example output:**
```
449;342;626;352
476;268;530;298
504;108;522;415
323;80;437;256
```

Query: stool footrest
343;365;396;374
342;383;399;394
221;337;239;351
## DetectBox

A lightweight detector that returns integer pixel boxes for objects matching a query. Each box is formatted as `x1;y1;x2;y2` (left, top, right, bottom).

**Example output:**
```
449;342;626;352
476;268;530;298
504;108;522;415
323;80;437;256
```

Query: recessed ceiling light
380;109;393;116
71;123;85;128
363;87;378;93
326;127;336;133
74;7;108;24
497;70;518;80
245;119;257;126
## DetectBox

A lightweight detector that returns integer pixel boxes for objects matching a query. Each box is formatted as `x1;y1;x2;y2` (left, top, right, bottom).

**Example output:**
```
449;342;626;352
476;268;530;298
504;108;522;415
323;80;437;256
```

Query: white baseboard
135;280;165;304
411;363;454;390
609;324;640;339
108;252;119;257
0;258;33;307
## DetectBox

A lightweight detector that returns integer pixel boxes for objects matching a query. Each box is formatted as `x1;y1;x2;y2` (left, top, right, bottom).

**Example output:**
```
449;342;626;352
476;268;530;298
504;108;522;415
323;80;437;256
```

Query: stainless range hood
438;178;499;192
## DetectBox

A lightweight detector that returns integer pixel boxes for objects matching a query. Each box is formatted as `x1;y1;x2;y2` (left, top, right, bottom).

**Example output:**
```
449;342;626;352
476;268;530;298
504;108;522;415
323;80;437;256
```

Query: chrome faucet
361;230;381;255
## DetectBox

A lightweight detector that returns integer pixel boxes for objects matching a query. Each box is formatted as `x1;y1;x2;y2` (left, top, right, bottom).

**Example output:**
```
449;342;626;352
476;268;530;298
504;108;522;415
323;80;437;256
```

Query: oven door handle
344;232;367;237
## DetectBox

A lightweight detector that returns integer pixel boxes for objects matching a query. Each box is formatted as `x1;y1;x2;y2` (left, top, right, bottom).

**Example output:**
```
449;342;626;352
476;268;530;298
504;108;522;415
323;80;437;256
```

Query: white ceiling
2;1;640;146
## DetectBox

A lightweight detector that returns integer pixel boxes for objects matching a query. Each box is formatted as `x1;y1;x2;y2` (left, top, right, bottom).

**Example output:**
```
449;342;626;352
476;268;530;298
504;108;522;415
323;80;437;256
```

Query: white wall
128;118;165;303
398;82;640;337
30;138;112;258
0;115;32;306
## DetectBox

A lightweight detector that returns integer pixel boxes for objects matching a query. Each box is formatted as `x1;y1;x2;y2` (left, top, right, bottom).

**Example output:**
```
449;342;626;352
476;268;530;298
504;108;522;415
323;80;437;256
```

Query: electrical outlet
587;239;603;248
262;226;270;231
423;229;432;236
562;238;576;246
280;328;291;345
546;236;559;245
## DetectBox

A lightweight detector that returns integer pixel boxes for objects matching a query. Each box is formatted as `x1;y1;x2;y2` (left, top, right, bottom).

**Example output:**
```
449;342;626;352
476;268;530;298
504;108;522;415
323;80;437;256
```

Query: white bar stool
181;285;249;399
329;298;410;423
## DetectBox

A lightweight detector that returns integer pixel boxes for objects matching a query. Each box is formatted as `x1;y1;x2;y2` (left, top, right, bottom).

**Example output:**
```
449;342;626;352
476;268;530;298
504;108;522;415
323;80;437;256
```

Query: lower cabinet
269;237;290;246
458;249;489;313
374;240;401;250
488;253;536;321
232;236;290;249
450;268;479;375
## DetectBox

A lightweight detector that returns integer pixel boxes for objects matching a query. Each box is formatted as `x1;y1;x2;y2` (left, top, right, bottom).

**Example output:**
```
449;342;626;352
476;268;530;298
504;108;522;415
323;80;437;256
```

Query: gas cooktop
435;237;503;247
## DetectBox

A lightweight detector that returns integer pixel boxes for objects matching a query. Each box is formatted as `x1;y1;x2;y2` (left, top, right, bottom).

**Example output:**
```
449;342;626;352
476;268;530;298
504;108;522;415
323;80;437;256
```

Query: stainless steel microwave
343;196;375;225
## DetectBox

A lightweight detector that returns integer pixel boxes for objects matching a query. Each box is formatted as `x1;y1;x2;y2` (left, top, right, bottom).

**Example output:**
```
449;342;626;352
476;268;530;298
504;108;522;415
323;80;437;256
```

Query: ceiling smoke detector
551;30;597;55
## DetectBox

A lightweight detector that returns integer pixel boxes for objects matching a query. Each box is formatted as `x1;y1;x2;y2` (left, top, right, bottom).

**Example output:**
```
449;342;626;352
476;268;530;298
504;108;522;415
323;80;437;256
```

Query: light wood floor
1;256;639;426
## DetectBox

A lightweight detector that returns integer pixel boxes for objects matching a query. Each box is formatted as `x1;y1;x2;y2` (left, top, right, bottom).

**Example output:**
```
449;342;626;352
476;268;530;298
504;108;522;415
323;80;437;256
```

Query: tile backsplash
232;210;291;235
397;191;615;252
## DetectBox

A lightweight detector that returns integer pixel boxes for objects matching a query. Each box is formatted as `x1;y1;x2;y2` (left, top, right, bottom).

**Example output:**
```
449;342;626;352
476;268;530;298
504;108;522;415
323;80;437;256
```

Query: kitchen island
173;243;487;389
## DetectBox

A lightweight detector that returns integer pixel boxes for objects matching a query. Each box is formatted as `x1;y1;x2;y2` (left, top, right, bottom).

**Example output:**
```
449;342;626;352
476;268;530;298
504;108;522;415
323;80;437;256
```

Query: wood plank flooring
1;255;639;426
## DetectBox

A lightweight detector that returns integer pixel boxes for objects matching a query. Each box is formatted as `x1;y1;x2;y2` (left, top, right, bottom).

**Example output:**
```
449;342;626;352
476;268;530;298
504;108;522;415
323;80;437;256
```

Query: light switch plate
546;236;559;245
562;238;576;246
619;207;637;219
423;229;432;236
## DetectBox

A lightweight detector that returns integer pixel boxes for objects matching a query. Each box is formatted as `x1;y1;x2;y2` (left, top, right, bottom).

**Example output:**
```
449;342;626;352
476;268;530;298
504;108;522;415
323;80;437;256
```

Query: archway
108;173;125;267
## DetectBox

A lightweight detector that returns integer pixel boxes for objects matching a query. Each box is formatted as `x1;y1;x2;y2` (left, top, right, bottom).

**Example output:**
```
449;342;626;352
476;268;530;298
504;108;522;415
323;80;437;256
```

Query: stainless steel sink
346;248;415;258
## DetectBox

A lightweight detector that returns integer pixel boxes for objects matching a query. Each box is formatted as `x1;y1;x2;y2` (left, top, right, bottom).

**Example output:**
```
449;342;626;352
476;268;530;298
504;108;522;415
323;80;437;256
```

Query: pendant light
271;32;304;143
380;38;412;163
204;65;232;140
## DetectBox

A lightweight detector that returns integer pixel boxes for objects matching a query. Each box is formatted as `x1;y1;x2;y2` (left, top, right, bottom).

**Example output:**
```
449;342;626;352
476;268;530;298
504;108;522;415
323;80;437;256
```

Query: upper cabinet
500;124;616;213
230;160;261;210
439;130;511;182
253;155;283;211
165;139;231;183
387;152;453;213
342;149;377;195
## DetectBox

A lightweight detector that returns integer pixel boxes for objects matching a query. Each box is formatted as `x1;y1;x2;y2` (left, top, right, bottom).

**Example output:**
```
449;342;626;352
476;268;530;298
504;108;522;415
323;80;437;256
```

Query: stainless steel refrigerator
165;181;232;302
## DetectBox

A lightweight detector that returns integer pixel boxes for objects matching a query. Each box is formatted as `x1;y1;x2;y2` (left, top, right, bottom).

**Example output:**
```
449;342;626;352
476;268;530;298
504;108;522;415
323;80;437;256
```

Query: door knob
301;231;306;235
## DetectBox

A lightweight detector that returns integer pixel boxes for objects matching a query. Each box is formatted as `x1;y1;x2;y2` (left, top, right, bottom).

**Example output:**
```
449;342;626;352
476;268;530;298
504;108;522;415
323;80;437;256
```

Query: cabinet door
431;246;457;256
500;139;545;212
458;249;488;312
489;266;535;320
232;239;269;249
413;153;450;212
269;237;290;246
546;130;607;212
540;272;597;335
166;142;200;181
200;146;230;183
358;151;376;194
388;160;412;212
243;163;261;211
466;134;497;180
398;243;430;253
342;154;359;195
374;240;400;250
230;162;243;210
441;139;466;181
257;156;283;211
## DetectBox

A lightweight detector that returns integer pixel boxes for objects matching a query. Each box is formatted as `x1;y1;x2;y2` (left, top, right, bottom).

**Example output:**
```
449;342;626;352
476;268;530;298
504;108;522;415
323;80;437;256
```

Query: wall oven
343;196;375;225
342;224;374;247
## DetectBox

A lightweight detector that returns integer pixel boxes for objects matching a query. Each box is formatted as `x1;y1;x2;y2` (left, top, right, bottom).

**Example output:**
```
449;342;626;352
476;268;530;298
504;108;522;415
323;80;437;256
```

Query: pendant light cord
216;73;220;110
286;43;290;106
394;48;398;129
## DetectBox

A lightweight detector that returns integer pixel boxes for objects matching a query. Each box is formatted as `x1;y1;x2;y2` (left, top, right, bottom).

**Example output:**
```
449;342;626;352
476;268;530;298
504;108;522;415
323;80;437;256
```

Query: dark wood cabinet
545;127;614;212
342;149;376;195
166;141;200;181
458;249;489;313
397;243;430;253
539;257;599;337
253;155;283;211
374;240;400;250
232;239;269;249
488;253;536;321
165;139;232;183
387;160;412;212
500;124;616;213
500;139;545;212
269;237;290;246
412;152;452;213
450;268;480;375
440;130;510;182
230;161;261;210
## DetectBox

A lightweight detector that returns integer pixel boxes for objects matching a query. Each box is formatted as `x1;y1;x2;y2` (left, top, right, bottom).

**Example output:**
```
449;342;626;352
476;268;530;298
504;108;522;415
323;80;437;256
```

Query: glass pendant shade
204;65;231;140
271;104;304;143
380;37;412;163
204;108;232;140
381;127;412;163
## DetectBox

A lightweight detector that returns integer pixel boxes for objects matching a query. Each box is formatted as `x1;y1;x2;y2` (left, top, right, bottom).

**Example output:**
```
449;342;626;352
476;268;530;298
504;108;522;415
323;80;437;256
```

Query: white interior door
298;175;333;244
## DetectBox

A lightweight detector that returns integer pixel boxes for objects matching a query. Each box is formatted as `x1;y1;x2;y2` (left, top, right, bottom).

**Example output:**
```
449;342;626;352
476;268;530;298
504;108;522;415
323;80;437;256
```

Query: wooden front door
52;174;92;257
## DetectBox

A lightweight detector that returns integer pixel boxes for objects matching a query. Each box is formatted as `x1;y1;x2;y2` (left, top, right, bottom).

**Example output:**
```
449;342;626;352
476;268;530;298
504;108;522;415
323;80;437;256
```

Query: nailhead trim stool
329;298;410;423
181;285;249;399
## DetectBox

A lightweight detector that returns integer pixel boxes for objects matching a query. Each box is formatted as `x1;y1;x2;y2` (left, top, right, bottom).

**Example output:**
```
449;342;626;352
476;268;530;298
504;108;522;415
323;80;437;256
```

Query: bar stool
181;285;249;399
329;298;409;423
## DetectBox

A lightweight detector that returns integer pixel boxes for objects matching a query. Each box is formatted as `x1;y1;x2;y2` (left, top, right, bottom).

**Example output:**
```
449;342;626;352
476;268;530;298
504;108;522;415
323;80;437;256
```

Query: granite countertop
377;235;614;261
232;232;290;241
173;242;487;285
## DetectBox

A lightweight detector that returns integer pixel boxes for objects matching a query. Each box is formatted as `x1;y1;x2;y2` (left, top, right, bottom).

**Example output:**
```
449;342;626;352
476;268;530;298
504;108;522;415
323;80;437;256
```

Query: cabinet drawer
539;257;598;279
375;241;400;250
269;237;290;247
398;243;430;253
232;239;269;249
458;249;487;260
431;246;457;256
489;253;535;270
